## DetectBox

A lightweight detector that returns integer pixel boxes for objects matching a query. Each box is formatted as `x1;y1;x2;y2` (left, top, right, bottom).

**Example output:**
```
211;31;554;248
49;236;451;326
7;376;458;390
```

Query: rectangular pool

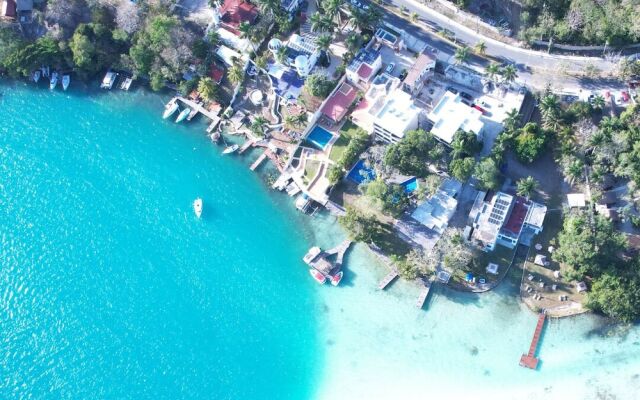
347;160;376;184
306;125;334;150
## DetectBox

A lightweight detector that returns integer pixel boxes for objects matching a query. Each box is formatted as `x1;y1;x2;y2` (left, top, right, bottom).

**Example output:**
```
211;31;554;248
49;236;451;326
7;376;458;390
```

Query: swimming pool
306;125;334;150
347;160;376;184
401;177;419;193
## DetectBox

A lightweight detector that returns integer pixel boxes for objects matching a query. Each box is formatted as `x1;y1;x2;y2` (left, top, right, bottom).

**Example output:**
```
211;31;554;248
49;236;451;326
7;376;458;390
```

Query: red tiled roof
357;64;373;80
209;64;225;84
321;83;357;123
219;0;258;34
1;0;17;18
502;197;529;235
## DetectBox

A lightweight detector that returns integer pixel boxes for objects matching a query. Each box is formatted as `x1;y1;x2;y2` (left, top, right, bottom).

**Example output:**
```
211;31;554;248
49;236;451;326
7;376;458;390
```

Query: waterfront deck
519;313;546;369
250;152;268;171
302;240;352;278
378;270;399;290
175;97;219;121
239;138;257;154
416;276;436;309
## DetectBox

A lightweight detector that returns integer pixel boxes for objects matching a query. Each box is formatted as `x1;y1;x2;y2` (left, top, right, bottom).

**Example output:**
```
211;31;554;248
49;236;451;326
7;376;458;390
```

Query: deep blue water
0;81;321;399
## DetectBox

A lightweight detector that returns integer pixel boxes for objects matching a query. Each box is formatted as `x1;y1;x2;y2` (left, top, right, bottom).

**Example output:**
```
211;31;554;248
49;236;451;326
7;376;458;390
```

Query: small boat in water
33;70;41;83
49;72;58;90
309;269;326;284
101;71;117;89
62;75;70;91
222;144;239;154
163;99;179;119
175;107;190;123
330;271;343;286
193;198;203;218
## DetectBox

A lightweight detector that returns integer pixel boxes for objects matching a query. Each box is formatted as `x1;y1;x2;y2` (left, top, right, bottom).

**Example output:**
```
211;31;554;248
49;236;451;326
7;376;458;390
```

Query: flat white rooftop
373;88;420;138
428;91;484;144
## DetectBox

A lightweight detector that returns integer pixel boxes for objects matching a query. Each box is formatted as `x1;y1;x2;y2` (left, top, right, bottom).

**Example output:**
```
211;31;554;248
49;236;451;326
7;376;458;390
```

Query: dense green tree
516;176;538;199
587;273;640;323
514;122;547;163
384;130;445;177
449;157;475;181
305;73;335;98
473;157;500;191
339;207;383;243
553;211;627;280
197;77;218;101
365;179;410;217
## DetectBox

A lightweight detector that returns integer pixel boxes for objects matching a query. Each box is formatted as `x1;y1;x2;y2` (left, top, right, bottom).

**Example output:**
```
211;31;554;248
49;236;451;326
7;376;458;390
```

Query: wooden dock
238;138;256;154
302;240;352;277
250;152;268;171
519;313;546;369
378;270;399;290
175;97;219;121
416;276;436;309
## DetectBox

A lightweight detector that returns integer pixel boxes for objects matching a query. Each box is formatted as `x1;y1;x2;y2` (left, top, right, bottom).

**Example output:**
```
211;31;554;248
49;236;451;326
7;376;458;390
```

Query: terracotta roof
219;0;258;34
357;64;373;80
403;52;436;87
502;197;528;235
209;64;225;84
321;83;357;123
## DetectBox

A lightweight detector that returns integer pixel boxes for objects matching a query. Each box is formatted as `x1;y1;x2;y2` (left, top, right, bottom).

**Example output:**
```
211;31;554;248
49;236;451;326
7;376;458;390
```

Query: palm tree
500;64;518;84
251;116;269;137
345;32;359;52
474;40;487;55
562;157;584;185
197;77;218;101
454;46;470;65
315;34;332;64
285;112;308;130
238;22;251;39
256;0;279;17
410;12;419;23
591;94;605;111
322;0;342;25
253;53;268;73
207;30;220;46
310;12;331;33
484;62;500;82
503;108;520;132
228;64;244;85
516;176;538;199
539;94;561;130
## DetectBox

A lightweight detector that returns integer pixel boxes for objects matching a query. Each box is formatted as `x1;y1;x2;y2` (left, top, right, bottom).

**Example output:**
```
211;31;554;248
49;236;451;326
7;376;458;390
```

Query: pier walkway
250;152;267;171
238;138;257;154
175;97;219;121
378;270;399;290
302;240;352;277
416;276;436;309
519;313;546;369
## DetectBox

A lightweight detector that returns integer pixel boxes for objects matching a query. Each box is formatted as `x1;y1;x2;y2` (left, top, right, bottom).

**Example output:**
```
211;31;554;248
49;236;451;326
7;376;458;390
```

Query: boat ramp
303;240;352;282
519;313;546;369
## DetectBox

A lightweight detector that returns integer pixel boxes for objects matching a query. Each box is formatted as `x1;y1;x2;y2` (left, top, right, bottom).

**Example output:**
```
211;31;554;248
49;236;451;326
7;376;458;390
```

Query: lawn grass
328;120;362;164
304;160;321;182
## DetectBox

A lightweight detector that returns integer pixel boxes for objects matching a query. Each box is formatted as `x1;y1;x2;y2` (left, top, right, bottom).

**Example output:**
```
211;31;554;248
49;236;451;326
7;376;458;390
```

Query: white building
372;88;421;143
351;73;401;133
402;51;436;95
411;179;462;234
428;91;484;145
346;46;382;86
285;33;320;77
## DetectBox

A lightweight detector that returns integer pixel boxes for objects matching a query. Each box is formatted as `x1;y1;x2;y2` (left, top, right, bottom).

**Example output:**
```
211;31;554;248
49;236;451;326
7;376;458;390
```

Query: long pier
519;313;546;369
378;270;399;290
302;240;352;277
250;152;268;171
238;138;257;154
416;276;436;309
175;97;219;121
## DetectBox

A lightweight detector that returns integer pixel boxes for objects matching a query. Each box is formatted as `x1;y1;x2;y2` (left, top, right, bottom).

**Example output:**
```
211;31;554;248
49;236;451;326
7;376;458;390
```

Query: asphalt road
376;0;627;93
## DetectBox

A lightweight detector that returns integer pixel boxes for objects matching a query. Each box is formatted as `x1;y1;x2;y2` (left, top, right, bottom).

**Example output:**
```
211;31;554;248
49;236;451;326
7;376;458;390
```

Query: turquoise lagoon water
1;81;640;400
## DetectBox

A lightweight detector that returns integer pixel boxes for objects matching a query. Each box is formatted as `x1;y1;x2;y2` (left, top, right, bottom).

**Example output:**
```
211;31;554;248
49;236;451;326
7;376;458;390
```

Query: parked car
479;100;491;108
471;104;487;115
460;91;473;101
446;86;458;94
385;62;395;74
621;91;630;102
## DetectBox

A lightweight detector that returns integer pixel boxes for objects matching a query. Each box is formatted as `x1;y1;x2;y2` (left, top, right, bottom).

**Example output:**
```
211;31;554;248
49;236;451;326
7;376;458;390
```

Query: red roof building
209;64;225;84
218;0;258;36
501;197;528;236
320;83;357;123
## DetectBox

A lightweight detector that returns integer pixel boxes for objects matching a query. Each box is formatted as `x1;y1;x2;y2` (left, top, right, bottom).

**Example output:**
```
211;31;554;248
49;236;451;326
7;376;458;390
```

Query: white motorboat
175;107;191;123
49;72;58;90
62;75;70;91
193;198;203;218
222;144;239;154
33;70;41;83
163;100;179;119
101;71;117;89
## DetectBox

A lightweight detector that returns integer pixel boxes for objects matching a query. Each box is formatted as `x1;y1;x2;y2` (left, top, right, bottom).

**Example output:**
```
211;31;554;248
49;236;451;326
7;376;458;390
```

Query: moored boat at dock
33;70;41;83
309;269;326;284
49;72;58;90
330;271;343;286
62;75;70;91
163;99;179;119
175;107;190;123
222;144;239;154
101;71;117;89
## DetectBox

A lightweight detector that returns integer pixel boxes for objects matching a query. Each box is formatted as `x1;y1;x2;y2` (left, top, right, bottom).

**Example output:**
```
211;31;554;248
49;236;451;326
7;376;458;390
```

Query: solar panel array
488;197;511;225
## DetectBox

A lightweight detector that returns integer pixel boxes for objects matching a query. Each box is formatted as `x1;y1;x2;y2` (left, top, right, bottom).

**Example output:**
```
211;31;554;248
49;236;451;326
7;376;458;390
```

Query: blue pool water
346;159;376;184
401;177;418;193
306;125;333;150
0;82;320;399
